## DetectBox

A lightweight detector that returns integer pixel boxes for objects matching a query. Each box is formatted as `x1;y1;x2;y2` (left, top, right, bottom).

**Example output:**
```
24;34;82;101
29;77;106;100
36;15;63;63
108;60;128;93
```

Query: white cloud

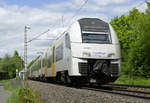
111;6;132;15
0;3;75;62
111;1;147;15
135;2;147;12
92;0;131;6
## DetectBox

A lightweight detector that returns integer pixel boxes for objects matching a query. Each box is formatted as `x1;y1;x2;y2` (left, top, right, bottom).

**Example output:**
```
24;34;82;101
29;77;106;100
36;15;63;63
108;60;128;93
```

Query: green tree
110;2;150;78
12;50;24;72
127;2;150;77
0;51;24;78
1;54;16;78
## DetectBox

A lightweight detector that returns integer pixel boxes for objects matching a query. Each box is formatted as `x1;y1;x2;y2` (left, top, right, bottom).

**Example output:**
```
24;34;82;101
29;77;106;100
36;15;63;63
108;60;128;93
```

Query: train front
68;18;121;84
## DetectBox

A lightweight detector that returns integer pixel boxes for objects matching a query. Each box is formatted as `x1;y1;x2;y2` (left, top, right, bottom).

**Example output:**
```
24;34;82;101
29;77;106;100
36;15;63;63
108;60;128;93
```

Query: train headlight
83;52;91;57
108;53;115;58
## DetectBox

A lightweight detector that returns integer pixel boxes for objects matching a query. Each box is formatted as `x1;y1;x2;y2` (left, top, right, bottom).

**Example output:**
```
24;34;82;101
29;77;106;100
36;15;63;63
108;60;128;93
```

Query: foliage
0;50;24;78
0;80;10;84
18;87;42;103
115;74;150;85
110;2;150;78
4;81;21;92
3;80;42;103
1;79;21;103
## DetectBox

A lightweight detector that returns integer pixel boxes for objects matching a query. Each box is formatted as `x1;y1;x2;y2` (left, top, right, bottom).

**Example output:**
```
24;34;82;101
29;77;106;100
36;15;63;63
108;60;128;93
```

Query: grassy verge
115;74;150;85
1;79;42;103
6;83;21;103
0;80;10;84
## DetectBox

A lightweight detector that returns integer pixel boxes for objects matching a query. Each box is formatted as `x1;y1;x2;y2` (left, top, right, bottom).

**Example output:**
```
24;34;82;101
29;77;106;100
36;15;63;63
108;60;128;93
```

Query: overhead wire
27;17;62;43
65;0;88;27
27;0;88;43
55;0;89;40
27;0;88;61
123;0;147;15
27;29;50;43
27;0;148;45
27;0;149;62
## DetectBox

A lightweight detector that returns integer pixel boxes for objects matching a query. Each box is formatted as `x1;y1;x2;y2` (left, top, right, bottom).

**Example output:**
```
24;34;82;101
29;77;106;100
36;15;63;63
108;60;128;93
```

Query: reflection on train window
48;54;51;68
42;58;45;67
52;46;55;63
38;60;41;69
56;44;63;61
65;33;71;49
45;52;48;66
82;31;111;44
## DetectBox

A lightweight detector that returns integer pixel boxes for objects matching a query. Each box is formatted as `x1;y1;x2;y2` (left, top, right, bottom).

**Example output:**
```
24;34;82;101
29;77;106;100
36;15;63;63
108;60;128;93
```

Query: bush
18;87;42;103
4;80;42;103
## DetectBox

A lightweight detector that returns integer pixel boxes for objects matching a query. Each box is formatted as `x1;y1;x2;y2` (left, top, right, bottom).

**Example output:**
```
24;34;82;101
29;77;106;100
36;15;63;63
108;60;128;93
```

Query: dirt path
0;83;11;103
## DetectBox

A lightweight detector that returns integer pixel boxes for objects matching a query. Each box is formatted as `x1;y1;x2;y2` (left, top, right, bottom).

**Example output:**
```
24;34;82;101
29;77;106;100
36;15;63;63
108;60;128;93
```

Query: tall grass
6;86;21;103
115;75;150;85
1;80;42;103
0;80;10;84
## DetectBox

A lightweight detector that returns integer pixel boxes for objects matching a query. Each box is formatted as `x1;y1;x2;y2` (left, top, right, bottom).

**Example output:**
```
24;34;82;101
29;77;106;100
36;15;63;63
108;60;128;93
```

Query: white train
28;18;121;85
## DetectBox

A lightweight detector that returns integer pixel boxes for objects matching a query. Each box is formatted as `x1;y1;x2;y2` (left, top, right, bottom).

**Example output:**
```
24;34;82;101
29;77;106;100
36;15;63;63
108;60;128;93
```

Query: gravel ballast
27;80;150;103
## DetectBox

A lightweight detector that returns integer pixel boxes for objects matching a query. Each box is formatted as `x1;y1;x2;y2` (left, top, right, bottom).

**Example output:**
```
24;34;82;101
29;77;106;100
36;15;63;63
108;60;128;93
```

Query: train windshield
82;31;111;44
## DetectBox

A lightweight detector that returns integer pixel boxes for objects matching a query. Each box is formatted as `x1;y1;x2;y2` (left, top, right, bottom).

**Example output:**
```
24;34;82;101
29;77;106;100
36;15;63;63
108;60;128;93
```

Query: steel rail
107;83;150;89
82;87;150;100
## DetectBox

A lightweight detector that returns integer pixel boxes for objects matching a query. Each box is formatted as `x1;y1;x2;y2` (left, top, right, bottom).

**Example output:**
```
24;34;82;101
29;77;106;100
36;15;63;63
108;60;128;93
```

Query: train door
51;45;56;77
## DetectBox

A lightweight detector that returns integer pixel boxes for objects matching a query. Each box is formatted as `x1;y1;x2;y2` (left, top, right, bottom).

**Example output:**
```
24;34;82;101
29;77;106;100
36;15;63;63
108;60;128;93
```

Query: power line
27;0;88;44
137;1;146;7
27;29;50;43
35;38;56;40
134;1;146;10
123;0;147;15
55;0;89;40
27;20;60;43
65;0;88;27
28;0;146;47
29;38;56;41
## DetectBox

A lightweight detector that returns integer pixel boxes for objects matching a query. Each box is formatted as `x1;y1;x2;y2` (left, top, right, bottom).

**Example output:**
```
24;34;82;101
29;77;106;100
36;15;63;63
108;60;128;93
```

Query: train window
36;62;38;70
45;52;48;66
36;61;38;70
56;44;63;62
52;46;55;63
48;54;51;68
42;58;45;67
38;60;41;69
82;31;111;44
65;33;71;49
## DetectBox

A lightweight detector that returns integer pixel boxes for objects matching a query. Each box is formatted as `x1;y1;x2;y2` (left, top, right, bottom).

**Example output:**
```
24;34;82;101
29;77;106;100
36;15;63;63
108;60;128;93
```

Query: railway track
29;80;150;100
82;84;150;100
102;83;150;92
28;80;150;103
106;83;150;89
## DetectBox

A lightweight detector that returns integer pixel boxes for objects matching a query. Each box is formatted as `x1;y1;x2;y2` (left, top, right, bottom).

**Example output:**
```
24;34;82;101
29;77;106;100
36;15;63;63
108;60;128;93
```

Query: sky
0;0;148;63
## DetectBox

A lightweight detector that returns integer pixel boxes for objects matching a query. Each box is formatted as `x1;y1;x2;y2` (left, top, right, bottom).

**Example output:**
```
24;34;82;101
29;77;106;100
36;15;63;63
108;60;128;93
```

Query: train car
29;18;121;85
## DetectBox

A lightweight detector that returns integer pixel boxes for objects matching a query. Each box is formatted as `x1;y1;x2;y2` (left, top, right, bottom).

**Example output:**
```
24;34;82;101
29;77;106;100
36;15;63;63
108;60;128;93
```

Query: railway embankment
27;80;150;103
